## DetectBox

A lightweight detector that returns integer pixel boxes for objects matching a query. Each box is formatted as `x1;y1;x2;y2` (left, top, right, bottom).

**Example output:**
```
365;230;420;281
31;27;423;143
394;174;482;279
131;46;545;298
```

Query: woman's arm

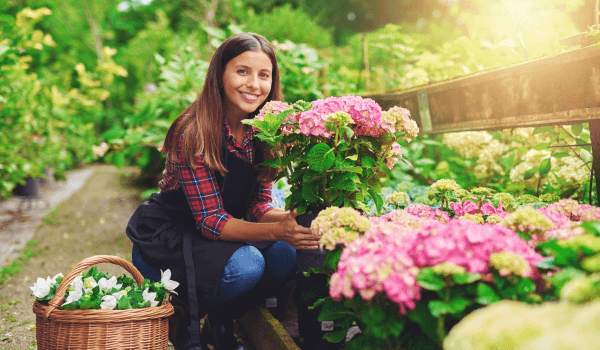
220;209;320;250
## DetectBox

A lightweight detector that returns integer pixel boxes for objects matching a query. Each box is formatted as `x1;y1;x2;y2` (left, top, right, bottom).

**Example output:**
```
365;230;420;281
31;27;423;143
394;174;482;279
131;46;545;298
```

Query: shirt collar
222;116;258;146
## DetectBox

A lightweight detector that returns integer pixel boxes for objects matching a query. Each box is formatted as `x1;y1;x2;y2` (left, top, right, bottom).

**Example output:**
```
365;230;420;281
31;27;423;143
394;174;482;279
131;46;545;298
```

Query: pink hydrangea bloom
409;220;544;277
450;201;479;216
480;202;506;217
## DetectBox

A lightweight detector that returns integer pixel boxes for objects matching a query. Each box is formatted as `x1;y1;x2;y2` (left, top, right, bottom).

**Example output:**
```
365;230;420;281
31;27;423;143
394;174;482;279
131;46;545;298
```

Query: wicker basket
32;255;174;350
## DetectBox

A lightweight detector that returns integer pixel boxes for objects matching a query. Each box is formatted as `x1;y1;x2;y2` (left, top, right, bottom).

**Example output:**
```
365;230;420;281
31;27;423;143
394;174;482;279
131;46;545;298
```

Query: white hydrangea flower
30;277;51;298
100;295;118;310
71;276;84;291
97;276;122;293
62;289;83;306
142;288;159;307
160;269;179;295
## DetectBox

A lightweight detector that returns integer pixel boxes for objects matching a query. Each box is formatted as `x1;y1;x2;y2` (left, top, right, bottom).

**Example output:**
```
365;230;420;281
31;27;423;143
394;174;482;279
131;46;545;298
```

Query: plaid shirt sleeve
246;181;277;222
175;150;232;241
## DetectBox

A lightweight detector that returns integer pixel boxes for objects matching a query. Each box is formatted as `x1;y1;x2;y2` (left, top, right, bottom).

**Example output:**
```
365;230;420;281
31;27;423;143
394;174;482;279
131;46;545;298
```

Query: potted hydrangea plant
243;96;419;347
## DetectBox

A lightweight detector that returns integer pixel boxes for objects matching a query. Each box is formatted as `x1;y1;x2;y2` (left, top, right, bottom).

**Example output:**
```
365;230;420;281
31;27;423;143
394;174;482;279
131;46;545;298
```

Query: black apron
126;133;274;344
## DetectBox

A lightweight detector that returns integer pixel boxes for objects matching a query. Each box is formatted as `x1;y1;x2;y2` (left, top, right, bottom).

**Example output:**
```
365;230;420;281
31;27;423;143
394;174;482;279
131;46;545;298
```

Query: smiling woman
125;33;320;350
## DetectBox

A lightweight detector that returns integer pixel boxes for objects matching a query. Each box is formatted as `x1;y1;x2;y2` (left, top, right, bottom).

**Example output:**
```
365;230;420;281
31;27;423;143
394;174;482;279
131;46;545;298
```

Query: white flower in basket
30;277;51;298
161;269;179;295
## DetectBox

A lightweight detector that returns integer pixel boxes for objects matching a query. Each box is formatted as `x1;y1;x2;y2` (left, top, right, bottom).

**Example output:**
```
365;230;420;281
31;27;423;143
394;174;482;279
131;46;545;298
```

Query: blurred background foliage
0;0;593;200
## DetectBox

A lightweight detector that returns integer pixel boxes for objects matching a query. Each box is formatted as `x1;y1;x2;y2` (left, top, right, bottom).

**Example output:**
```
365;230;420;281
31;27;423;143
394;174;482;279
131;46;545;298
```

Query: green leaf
318;298;350;322
416;268;445;291
475;283;500;305
331;173;358;191
324;247;343;271
428;300;452;317
533;142;550;151
361;156;375;168
581;149;593;164
112;152;126;169
407;302;439;342
533;126;555;135
572;123;583;136
453;273;481;284
516;278;535;295
536;256;555;269
368;190;383;214
536;240;580;267
323;327;350;343
448;295;471;313
307;144;335;171
301;185;320;203
524;167;538;180
539;158;551;177
154;53;165;65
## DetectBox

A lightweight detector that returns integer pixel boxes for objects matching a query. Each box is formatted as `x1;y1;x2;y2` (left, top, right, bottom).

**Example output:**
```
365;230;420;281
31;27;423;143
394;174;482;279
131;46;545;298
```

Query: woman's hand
275;208;321;250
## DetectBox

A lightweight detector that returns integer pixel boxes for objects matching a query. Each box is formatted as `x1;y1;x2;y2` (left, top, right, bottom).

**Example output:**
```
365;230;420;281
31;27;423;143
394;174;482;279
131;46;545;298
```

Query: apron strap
183;231;202;346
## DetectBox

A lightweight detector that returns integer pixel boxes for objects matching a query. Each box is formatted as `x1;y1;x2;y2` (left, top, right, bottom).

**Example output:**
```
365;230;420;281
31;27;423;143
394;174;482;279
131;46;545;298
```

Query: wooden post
587;0;600;205
363;33;370;92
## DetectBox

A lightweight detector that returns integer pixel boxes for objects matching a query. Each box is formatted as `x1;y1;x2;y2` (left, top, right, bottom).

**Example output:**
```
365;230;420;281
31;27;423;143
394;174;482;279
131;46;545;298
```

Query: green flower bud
67;286;75;292
471;187;493;196
489;251;532;277
462;213;484;224
83;277;96;289
517;194;539;205
582;253;600;272
539;193;560;203
493;193;517;213
431;179;459;192
560;276;598;303
486;214;502;224
432;262;466;276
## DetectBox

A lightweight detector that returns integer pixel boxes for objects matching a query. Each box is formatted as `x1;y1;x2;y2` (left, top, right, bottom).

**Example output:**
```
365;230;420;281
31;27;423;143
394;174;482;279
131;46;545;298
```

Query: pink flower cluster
330;226;421;315
546;198;600;222
409;220;544;275
404;203;450;223
255;101;299;135
450;200;506;217
330;217;544;315
297;96;385;137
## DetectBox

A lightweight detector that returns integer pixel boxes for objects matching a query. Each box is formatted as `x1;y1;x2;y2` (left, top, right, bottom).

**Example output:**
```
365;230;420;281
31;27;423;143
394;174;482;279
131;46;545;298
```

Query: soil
0;165;253;350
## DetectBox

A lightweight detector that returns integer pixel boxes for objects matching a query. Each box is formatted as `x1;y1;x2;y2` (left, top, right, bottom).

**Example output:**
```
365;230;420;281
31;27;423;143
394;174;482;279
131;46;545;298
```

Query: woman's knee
264;241;296;279
223;245;265;284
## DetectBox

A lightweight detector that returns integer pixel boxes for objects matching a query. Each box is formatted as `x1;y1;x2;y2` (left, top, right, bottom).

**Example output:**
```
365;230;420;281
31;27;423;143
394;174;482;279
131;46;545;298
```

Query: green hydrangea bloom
539;193;560;203
431;179;459;192
493;193;517;213
471;187;493;195
325;111;354;125
455;189;469;199
501;206;553;237
432;262;466;276
558;234;600;253
486;214;502;224
560;275;598;304
444;300;600;350
384;191;411;207
462;213;484;224
489;251;532;277
517;194;539;205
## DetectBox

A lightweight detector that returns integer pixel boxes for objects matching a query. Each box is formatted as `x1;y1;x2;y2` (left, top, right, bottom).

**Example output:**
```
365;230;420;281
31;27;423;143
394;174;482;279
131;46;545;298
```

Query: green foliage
243;4;333;49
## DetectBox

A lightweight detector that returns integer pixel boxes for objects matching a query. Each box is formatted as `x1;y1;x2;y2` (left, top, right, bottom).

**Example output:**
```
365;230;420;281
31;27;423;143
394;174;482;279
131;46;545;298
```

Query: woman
126;33;320;350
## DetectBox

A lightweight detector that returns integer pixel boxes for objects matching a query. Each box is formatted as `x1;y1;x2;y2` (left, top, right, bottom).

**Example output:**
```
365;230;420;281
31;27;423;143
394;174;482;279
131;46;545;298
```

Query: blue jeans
132;241;296;313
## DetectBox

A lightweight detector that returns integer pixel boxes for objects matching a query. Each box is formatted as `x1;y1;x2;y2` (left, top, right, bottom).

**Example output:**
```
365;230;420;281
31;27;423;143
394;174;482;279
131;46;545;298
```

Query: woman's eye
260;73;270;79
237;69;247;74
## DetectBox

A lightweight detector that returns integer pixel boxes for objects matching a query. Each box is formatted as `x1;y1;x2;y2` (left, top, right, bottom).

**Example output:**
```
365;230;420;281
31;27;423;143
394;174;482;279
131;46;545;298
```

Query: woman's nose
246;74;259;89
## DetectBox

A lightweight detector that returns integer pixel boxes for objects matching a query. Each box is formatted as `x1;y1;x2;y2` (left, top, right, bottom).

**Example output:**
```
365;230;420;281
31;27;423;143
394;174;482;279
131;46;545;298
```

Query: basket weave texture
32;255;174;350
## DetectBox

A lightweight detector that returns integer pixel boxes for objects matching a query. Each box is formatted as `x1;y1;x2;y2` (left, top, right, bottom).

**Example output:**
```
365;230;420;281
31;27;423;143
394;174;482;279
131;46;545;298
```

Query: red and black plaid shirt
158;117;275;241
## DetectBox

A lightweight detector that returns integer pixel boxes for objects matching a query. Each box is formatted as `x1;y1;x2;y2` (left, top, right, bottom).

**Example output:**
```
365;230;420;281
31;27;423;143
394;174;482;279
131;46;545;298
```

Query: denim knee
263;241;296;285
221;245;265;292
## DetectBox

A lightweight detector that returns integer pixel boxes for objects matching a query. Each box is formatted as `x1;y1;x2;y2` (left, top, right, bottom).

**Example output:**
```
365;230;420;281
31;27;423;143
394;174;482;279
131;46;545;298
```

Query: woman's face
222;50;273;121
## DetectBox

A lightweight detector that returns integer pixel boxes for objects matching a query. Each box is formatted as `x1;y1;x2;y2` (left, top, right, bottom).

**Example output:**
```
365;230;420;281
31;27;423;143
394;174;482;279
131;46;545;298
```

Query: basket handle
43;255;146;321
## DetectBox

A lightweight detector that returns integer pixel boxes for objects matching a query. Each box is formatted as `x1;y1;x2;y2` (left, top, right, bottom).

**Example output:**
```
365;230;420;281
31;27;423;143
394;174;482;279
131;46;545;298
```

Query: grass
0;240;44;285
42;207;61;225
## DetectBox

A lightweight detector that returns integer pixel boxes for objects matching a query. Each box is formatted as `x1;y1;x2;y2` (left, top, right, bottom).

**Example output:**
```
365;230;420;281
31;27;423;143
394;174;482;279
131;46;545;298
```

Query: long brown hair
161;33;282;183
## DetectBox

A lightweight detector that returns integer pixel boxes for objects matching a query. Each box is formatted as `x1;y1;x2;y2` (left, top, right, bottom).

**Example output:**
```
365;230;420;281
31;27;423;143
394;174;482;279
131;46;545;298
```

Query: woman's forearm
258;208;289;223
219;218;279;242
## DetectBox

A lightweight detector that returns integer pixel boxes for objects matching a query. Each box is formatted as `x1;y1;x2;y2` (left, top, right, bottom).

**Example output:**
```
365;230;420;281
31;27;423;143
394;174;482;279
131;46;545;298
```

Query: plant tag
321;321;334;331
265;297;277;308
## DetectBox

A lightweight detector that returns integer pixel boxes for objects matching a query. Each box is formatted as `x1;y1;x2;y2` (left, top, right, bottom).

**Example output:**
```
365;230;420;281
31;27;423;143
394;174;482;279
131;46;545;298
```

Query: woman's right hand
276;208;321;250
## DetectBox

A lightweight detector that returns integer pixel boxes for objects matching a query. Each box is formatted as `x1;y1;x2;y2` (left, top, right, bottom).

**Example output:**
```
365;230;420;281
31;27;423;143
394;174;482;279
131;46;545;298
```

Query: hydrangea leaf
416;267;445;291
453;273;481;285
428;300;452;317
475;283;500;305
307;143;335;171
538;158;551;177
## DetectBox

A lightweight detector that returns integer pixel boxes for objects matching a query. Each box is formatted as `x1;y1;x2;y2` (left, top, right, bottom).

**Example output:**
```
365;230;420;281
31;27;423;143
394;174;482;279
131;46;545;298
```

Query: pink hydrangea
255;101;300;135
409;220;544;277
329;230;421;315
450;201;479;217
404;203;450;222
546;199;583;220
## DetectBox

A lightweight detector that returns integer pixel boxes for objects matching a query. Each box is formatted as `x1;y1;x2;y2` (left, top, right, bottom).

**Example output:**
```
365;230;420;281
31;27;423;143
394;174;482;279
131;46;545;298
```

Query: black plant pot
293;212;343;349
14;177;40;198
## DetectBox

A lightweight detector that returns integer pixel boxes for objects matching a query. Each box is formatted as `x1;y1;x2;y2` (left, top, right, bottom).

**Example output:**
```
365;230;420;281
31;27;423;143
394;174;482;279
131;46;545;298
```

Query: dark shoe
169;296;209;350
204;312;248;350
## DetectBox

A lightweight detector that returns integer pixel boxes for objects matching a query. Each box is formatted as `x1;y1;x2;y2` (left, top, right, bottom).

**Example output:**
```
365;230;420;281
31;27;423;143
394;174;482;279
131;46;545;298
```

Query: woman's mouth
240;92;258;102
